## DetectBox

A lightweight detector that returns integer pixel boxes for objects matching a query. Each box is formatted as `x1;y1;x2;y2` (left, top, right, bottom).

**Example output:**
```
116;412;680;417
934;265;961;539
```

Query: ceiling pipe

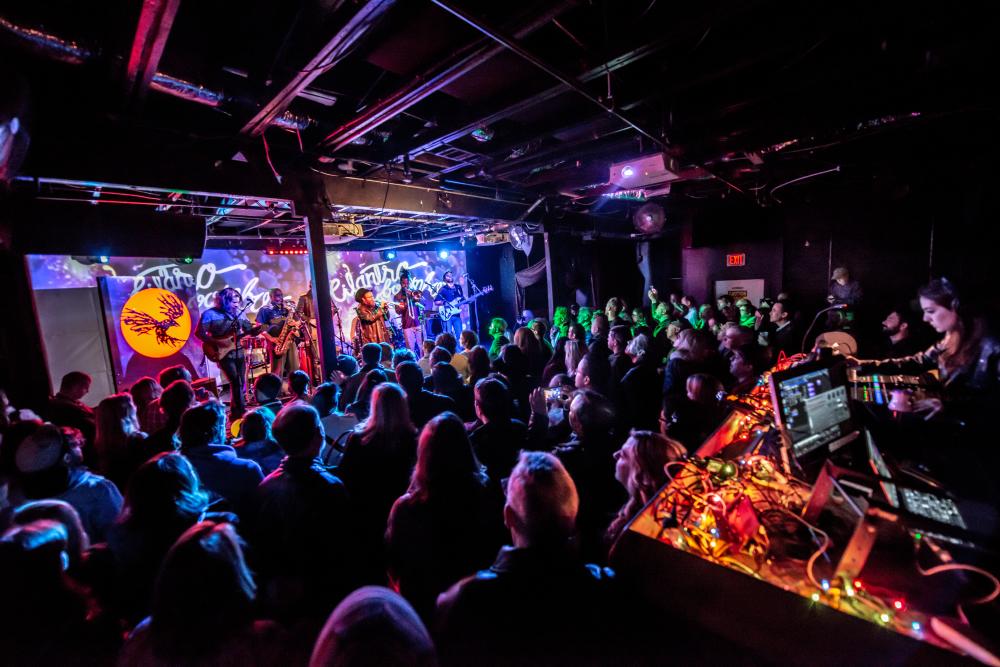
319;1;577;151
1;16;314;132
241;0;396;137
124;0;182;105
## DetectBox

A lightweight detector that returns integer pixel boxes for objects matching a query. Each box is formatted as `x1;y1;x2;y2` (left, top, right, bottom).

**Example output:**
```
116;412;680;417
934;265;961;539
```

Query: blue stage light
438;250;449;259
384;250;397;260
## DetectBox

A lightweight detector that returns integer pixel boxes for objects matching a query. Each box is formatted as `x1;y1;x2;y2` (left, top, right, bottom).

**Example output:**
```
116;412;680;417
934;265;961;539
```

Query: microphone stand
467;276;482;335
800;304;848;353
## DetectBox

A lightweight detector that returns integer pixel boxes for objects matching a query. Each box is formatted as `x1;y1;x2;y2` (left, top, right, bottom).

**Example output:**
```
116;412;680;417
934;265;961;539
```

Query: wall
683;238;784;305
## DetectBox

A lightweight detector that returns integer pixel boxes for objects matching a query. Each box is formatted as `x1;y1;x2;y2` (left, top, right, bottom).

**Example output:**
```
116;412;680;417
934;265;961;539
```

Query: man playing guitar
434;270;465;342
394;268;424;354
196;287;262;418
257;287;301;377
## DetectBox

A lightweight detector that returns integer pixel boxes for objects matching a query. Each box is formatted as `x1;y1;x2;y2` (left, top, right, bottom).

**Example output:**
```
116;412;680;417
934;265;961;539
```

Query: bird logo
120;288;192;358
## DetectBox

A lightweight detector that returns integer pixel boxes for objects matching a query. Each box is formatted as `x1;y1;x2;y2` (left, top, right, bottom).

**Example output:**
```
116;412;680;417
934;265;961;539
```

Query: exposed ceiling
2;0;997;246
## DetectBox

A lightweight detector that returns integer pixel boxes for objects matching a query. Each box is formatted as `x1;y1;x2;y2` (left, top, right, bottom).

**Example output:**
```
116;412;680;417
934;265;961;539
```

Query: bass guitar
438;285;494;322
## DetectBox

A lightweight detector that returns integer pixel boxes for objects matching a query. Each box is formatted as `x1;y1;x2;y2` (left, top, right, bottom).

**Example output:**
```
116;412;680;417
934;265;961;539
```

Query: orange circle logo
120;288;192;358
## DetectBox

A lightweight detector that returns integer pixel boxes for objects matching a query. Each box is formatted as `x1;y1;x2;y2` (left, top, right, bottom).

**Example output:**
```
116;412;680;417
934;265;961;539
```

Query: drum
242;335;269;369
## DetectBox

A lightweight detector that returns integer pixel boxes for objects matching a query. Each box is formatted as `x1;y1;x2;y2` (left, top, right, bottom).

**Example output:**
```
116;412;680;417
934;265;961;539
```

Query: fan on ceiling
632;202;665;234
509;224;533;255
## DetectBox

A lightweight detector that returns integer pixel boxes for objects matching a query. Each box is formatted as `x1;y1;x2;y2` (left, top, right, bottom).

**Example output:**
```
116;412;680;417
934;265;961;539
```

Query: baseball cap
16;425;66;473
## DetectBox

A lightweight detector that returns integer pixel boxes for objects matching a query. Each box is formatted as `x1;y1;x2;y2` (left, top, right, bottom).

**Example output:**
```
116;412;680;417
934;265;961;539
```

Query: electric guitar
203;328;259;363
437;285;494;321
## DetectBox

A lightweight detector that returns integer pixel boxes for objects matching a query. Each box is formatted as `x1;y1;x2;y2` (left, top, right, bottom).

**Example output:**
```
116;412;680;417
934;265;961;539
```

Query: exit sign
726;253;746;267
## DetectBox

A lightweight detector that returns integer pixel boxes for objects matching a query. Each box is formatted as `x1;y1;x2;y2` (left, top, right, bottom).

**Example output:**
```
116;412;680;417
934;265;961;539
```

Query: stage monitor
769;360;858;460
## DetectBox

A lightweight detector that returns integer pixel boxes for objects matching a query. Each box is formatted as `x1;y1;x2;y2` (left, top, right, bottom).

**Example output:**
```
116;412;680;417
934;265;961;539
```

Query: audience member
88;452;209;626
310;382;340;418
564;339;584;376
618;334;661;431
380;342;395;370
345;368;389;420
662;328;717;413
177;401;263;512
12;424;123;542
386;413;505;620
466;345;492;387
574;351;611;397
665;373;727;451
432;362;475;422
142;365;193;434
396;362;455;428
436;452;618;665
417;340;436;376
308;587;437;667
118;522;286;666
10;499;89;573
513;326;546;378
129;377;162;433
541;335;569;386
435;332;470;381
729;343;767;394
140;379;194;459
338;384;418;584
236;408;284;476
42;371;96;447
765;298;800;356
469;378;528;482
254;373;285;416
0;520;117;665
606;431;684;547
286;370;311;407
487;318;510;360
554;390;623;562
393;347;418;368
93;393;148;491
248;405;357;619
608;326;633;388
340;343;382;411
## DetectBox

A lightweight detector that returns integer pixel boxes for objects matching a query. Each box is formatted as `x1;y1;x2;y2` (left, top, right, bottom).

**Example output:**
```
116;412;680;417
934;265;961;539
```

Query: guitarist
257;287;301;377
434;270;465;342
394;268;424;355
196;287;262;418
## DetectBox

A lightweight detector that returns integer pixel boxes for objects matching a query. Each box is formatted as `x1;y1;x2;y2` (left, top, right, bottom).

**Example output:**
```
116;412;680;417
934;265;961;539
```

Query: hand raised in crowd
528;387;547;417
328;369;347;385
647;287;659;302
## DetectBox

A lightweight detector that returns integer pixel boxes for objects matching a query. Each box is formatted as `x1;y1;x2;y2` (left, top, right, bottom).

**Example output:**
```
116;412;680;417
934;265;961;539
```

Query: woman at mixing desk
849;278;1000;500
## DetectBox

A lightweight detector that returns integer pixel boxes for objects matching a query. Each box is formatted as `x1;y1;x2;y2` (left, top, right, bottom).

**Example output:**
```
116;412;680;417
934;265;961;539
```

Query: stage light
177;256;194;264
438;250;449;259
98;255;110;263
621;165;635;178
383;250;397;260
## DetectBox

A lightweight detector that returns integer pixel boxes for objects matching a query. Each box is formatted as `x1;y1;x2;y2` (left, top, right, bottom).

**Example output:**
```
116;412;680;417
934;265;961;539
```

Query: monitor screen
770;362;855;458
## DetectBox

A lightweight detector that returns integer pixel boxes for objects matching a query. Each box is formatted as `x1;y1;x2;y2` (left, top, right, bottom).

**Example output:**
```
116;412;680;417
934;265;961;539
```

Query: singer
351;287;392;352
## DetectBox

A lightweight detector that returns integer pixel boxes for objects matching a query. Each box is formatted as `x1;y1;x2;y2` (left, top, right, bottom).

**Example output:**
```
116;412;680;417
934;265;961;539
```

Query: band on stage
195;270;489;418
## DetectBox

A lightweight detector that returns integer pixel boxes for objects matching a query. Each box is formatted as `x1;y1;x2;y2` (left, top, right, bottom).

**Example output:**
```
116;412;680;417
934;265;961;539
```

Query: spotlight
621;165;635;178
98;255;110;263
266;245;308;256
177;256;194;265
383;250;397;260
438;250;449;259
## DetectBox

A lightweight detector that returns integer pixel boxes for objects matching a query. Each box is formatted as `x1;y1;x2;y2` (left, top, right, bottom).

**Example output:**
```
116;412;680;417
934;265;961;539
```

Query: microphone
801;303;851;353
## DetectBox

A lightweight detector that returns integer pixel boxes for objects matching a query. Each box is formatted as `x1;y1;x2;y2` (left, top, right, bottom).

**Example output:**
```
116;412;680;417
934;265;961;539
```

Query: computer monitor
769;360;858;460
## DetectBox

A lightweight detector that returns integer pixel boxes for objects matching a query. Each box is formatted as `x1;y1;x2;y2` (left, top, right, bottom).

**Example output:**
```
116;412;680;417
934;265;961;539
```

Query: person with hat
394;268;425;356
828;266;863;309
11;423;123;542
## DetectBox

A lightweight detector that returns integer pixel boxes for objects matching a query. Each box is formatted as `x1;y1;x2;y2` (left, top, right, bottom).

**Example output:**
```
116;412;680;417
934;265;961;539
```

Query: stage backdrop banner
325;249;468;344
29;250;469;387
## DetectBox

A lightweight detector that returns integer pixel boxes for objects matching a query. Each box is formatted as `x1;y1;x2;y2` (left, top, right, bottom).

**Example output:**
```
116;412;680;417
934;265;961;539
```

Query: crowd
1;271;996;665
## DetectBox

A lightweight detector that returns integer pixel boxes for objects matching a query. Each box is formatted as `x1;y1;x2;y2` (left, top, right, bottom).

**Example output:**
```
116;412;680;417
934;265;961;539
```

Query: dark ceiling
2;0;997;246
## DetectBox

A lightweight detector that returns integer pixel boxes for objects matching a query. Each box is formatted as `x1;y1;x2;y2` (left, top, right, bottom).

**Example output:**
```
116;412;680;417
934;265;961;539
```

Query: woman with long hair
338;383;418;583
513;326;545;378
606;431;685;547
345;368;389;420
851;279;999;499
88;452;209;625
94;393;148;491
129;377;162;433
385;412;504;621
118;522;286;666
563;339;585;376
542;335;570;386
466;345;492;387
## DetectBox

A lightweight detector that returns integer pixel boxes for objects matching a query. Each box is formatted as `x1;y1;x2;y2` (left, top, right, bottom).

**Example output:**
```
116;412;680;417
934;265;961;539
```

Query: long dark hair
407;412;487;502
467;345;491;386
355;382;416;445
918;278;985;373
150;522;256;658
119;452;208;532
